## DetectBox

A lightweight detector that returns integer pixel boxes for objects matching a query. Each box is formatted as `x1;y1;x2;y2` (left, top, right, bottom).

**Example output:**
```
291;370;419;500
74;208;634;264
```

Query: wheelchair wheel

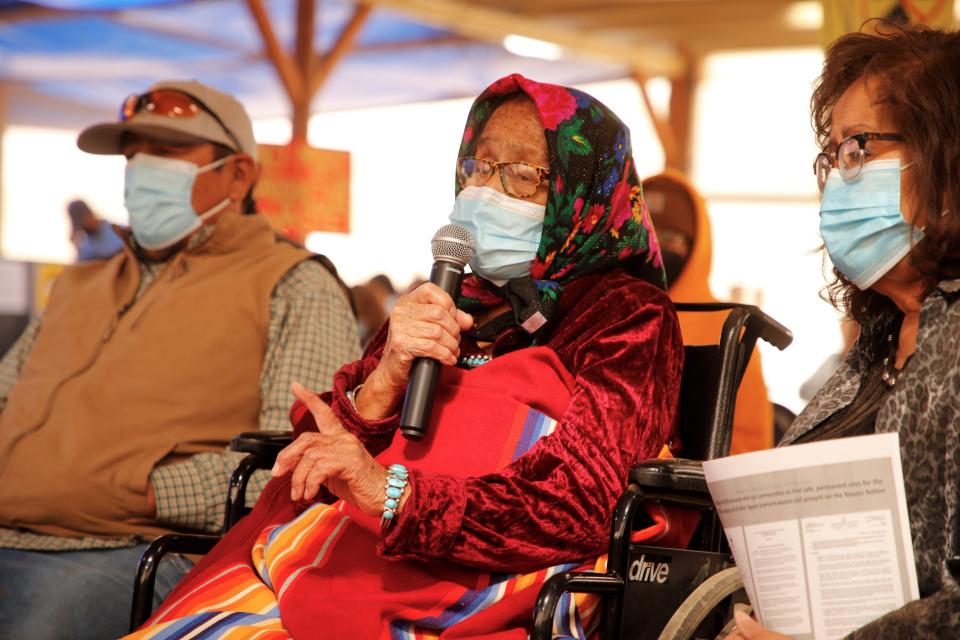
655;566;747;640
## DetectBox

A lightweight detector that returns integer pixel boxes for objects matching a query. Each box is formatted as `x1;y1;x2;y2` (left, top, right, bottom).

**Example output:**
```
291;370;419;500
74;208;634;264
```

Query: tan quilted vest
0;213;309;539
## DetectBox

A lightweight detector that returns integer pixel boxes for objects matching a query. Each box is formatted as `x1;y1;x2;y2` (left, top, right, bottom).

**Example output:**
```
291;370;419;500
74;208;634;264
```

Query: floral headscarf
456;74;664;334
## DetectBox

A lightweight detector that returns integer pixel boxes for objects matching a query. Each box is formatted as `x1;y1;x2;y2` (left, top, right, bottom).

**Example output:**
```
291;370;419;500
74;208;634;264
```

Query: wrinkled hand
271;382;388;517
380;282;473;382
359;283;473;418
728;607;792;640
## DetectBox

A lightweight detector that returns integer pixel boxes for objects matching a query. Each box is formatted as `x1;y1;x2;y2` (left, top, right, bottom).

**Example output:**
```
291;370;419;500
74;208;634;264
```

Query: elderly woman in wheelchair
125;74;688;639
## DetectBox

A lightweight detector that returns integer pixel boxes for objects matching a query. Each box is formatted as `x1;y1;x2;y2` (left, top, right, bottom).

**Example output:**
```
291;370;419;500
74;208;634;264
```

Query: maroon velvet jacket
294;268;683;573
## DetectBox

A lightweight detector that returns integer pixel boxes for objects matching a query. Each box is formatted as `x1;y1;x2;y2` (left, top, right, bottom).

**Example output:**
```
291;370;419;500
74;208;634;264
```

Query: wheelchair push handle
674;302;793;351
745;307;792;351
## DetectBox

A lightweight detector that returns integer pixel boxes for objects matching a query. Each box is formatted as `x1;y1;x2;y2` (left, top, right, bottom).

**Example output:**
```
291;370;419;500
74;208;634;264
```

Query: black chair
531;303;792;640
129;432;292;630
131;303;792;637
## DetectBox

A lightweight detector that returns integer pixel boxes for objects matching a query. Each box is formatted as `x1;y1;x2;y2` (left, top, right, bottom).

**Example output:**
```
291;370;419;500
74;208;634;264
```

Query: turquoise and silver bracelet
381;463;409;528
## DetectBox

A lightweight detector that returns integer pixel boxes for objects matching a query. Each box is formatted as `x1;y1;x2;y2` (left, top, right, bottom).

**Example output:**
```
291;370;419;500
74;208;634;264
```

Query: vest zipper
127;257;186;331
46;303;131;411
127;299;157;332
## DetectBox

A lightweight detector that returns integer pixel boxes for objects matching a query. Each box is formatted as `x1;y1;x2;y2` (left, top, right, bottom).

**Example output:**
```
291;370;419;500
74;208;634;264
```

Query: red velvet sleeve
379;274;683;572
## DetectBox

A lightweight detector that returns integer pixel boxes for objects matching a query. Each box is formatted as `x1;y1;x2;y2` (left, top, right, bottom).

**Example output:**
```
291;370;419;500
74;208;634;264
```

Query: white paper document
702;433;919;639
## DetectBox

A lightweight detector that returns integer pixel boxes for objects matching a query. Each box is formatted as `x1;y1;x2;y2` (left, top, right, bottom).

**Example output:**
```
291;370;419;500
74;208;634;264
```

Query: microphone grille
431;223;475;266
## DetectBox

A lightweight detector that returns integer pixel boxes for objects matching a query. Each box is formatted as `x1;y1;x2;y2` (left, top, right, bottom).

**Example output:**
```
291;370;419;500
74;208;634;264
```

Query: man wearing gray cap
0;81;360;638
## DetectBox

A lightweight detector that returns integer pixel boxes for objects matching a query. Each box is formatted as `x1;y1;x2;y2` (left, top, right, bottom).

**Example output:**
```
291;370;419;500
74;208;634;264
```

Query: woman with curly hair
732;23;960;640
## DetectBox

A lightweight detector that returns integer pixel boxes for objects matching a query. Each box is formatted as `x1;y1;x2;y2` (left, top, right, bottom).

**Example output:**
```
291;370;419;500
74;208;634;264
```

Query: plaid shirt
0;227;361;550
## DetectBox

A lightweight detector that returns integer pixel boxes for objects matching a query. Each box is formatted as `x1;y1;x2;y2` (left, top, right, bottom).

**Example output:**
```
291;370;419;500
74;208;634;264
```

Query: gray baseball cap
77;80;258;160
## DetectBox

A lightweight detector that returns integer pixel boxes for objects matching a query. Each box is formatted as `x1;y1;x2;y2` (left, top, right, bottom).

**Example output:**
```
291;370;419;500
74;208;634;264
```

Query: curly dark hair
811;23;960;323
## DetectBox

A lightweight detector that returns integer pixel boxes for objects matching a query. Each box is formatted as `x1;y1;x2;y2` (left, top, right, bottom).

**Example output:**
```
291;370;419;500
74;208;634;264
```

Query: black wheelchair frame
130;302;792;638
531;303;792;639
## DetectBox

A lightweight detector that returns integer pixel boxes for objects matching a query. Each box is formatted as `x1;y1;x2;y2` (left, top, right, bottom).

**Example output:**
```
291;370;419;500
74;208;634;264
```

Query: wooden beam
634;72;681;171
663;28;819;53
481;0;797;17
292;0;316;140
295;0;317;77
361;0;686;77
308;4;372;98
524;0;796;24
245;0;305;105
0;5;105;21
634;51;697;173
667;59;695;174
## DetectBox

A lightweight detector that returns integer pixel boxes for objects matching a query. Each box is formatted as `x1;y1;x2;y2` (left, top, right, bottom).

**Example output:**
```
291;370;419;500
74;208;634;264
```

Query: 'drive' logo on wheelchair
628;553;671;583
622;545;735;640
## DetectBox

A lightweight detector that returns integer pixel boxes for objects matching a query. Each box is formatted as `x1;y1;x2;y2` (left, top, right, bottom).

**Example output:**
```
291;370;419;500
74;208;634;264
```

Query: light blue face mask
448;185;546;283
819;158;921;290
124;153;232;250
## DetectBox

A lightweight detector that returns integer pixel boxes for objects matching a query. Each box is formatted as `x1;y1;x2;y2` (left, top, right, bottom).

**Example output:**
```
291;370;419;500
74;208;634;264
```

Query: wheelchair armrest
222;432;293;531
230;430;293;462
630;457;707;494
130;533;220;631
531;570;624;640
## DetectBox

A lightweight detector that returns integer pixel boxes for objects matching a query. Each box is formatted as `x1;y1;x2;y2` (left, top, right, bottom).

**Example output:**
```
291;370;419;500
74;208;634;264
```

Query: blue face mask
124;153;232;250
449;186;545;283
819;158;921;290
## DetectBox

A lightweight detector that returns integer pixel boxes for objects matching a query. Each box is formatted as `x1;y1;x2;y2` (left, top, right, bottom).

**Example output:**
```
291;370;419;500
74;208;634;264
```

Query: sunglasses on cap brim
120;89;243;154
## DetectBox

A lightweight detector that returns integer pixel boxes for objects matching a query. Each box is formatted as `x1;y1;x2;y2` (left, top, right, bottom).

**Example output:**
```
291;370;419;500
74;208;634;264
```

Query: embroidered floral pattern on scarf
456;73;665;317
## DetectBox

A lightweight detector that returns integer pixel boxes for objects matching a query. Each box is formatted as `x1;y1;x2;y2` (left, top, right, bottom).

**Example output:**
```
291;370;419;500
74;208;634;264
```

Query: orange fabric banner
256;142;350;243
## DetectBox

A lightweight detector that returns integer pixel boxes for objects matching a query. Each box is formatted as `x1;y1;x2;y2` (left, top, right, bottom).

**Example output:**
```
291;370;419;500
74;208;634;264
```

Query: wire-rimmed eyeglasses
813;132;904;193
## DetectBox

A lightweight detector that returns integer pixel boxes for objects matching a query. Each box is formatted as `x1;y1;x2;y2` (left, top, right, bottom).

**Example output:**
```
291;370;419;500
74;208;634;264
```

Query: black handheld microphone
399;223;475;440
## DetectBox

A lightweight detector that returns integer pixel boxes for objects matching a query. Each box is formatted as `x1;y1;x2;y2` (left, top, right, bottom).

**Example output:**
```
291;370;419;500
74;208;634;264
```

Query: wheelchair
130;302;792;638
532;302;792;639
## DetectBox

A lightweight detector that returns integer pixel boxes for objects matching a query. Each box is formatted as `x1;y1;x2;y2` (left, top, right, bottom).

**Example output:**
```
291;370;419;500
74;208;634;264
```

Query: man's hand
273;382;398;517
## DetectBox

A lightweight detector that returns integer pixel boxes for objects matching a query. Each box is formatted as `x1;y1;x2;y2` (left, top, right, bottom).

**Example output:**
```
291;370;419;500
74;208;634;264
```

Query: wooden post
668;57;696;174
635;72;680;170
245;0;369;143
295;0;316;78
292;0;316;140
634;53;697;174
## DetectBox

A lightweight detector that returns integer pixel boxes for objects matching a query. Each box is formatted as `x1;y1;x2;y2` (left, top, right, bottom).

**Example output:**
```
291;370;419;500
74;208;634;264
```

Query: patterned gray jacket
781;280;960;638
